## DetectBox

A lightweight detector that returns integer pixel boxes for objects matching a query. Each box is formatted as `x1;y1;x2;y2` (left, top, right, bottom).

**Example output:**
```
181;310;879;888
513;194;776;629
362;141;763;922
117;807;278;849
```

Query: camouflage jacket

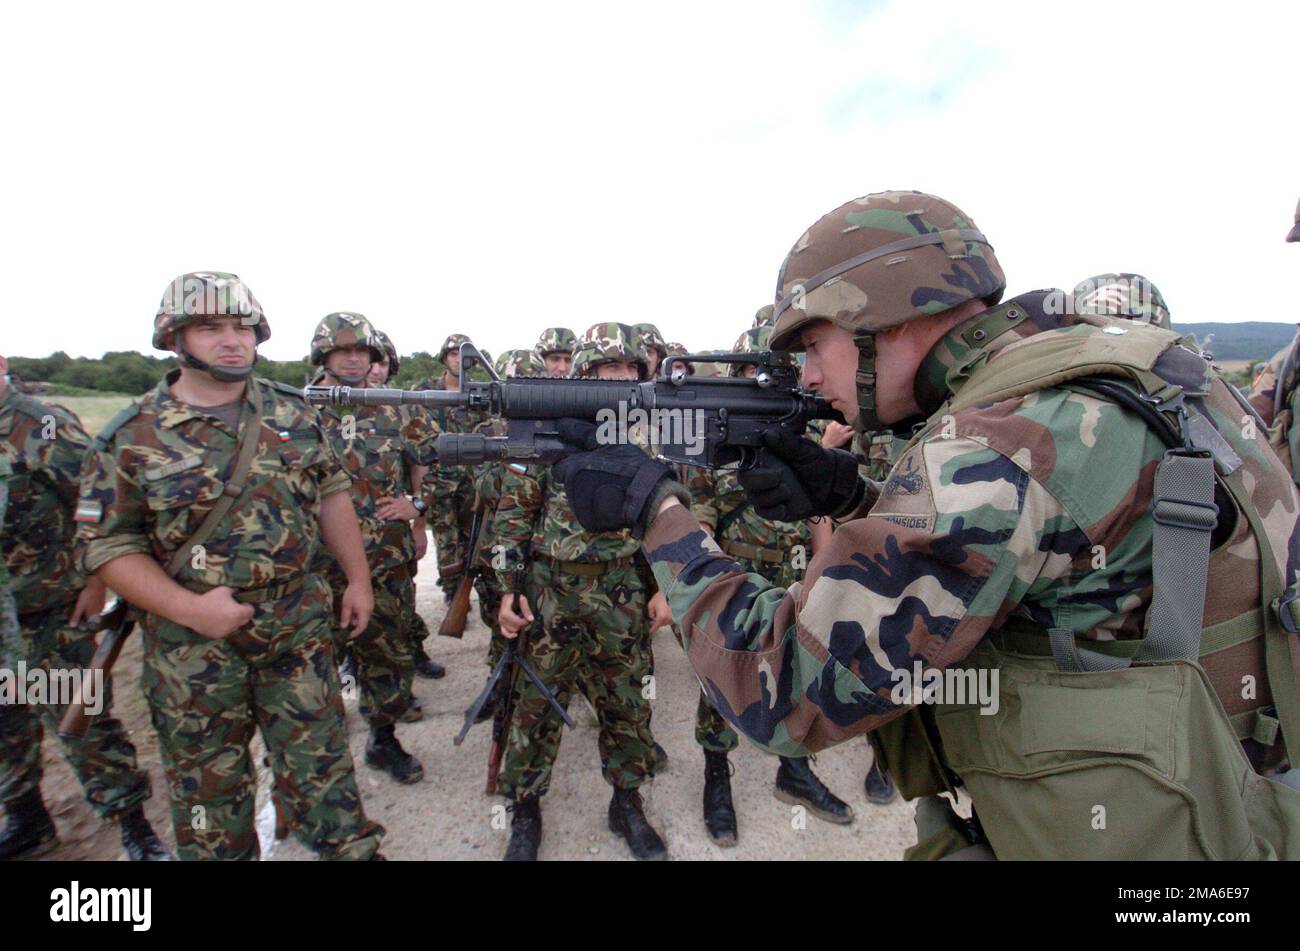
687;466;811;589
77;372;352;590
0;387;92;613
315;402;438;576
643;292;1300;757
0;455;18;665
1246;335;1296;428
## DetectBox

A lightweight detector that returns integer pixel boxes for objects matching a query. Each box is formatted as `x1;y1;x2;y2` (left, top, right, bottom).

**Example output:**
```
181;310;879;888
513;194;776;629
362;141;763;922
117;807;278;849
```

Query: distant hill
1173;322;1297;361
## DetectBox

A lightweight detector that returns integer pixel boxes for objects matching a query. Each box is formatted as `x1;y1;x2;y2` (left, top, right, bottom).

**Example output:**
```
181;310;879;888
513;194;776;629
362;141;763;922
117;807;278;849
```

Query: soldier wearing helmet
74;274;385;859
497;348;545;378
152;271;271;383
367;328;401;387
1072;273;1172;330
667;323;855;846
534;328;576;379
632;323;668;379
310;312;439;785
751;305;775;330
491;321;668;862
553;190;1300;860
0;358;168;860
360;328;446;682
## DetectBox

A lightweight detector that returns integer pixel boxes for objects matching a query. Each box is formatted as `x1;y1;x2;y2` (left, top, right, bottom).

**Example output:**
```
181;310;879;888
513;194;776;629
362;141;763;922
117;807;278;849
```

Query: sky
2;0;1297;362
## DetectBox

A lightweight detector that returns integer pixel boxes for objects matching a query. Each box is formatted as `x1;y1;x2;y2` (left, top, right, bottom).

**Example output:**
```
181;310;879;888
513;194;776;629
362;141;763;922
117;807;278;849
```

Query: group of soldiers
3;192;1299;862
0;278;891;862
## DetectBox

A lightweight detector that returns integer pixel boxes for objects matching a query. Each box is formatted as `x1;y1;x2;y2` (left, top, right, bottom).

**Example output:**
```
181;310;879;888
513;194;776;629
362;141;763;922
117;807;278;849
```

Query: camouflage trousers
0;601;151;816
143;573;383;861
498;558;656;801
330;566;415;728
403;561;431;652
429;471;475;598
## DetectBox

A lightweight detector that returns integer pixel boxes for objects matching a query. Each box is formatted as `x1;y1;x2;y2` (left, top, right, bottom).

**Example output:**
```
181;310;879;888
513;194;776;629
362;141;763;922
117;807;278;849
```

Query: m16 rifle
304;342;842;469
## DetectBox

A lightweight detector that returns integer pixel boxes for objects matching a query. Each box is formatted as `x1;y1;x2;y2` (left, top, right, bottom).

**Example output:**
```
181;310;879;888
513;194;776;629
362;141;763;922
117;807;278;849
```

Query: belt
541;556;631;578
722;540;785;565
182;575;307;605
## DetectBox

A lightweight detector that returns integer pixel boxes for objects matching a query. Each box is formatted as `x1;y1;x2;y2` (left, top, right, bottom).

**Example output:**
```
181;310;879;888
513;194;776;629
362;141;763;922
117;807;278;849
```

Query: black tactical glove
739;427;865;522
552;419;687;537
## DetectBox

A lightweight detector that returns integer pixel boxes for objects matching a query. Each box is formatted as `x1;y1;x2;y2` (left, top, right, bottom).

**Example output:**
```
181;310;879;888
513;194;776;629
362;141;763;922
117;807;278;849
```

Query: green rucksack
869;318;1300;860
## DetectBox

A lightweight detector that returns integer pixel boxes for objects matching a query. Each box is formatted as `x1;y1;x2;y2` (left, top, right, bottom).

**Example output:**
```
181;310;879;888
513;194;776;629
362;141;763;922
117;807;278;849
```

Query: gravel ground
31;550;916;861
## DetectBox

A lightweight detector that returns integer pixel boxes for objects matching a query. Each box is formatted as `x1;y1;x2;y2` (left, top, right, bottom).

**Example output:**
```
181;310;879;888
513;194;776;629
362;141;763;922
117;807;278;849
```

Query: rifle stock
57;601;132;739
439;573;474;639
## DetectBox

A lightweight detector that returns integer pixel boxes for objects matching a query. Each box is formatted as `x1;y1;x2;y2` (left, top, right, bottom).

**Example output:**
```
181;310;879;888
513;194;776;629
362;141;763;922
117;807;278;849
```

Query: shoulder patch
91;404;144;448
508;463;529;475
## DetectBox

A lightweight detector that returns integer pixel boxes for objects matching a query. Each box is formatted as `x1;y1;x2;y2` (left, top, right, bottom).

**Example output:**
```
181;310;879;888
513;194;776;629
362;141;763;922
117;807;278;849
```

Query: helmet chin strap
329;371;369;386
178;344;258;383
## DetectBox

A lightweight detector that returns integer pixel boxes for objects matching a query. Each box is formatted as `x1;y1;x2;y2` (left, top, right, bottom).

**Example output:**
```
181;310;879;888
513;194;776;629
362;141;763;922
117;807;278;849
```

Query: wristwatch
410;496;429;516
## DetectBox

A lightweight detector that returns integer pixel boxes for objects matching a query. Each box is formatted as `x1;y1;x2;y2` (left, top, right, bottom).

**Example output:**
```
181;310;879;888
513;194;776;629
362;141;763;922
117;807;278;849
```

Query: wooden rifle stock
56;601;132;739
438;571;474;639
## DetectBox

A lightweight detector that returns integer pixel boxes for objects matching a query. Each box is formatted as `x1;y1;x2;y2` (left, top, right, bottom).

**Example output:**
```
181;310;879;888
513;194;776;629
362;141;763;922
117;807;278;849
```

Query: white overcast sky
3;0;1297;361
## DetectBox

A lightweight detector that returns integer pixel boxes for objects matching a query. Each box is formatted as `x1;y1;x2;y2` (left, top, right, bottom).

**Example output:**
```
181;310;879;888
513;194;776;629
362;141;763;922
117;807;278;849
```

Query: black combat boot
118;805;172;861
608;788;667;861
365;725;424;784
0;789;57;860
413;646;446;680
864;760;898;806
653;742;669;772
702;749;737;847
775;756;855;825
503;798;542;861
473;673;507;724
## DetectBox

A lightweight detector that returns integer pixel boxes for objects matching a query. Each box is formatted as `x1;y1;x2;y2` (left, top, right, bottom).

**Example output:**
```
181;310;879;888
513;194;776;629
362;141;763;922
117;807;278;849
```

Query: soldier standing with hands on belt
75;273;384;860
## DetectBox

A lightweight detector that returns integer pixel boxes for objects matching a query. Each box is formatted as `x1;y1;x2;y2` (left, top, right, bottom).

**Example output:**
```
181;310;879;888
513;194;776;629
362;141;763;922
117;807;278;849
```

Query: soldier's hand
820;421;855;450
647;591;672;632
191;587;256;640
740;428;865;522
552;418;682;536
376;496;420;521
70;575;109;627
413;522;429;561
339;581;375;638
499;595;533;639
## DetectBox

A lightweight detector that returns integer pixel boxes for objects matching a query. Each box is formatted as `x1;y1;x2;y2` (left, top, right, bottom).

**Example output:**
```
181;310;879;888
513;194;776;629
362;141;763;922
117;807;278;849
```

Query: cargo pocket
933;649;1261;860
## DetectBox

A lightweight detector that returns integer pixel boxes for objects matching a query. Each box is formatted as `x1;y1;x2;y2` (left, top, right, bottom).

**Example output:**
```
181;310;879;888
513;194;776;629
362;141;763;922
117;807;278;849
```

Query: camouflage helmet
571;322;648;379
495;348;544;378
752;305;775;329
310;312;383;366
770;191;1005;351
152;271;270;351
633;323;668;361
1072;273;1172;330
372;328;400;378
535;327;577;356
1288;197;1300;243
440;333;472;362
728;326;778;377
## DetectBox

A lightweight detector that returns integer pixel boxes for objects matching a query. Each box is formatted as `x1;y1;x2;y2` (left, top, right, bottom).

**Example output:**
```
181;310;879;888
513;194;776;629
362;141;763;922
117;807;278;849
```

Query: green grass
54;394;135;435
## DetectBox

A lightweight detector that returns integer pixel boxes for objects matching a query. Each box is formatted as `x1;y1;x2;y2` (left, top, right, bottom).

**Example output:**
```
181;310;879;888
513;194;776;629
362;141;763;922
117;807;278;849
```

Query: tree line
7;350;468;395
